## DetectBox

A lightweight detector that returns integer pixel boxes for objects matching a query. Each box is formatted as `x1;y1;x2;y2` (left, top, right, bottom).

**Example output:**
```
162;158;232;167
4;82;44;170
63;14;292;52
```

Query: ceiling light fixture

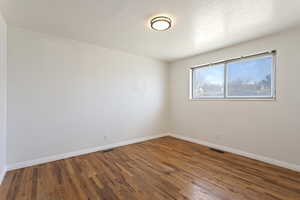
150;16;172;31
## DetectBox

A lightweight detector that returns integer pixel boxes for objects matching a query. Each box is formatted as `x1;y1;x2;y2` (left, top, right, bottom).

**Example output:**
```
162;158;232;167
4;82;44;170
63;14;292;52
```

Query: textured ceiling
1;0;300;61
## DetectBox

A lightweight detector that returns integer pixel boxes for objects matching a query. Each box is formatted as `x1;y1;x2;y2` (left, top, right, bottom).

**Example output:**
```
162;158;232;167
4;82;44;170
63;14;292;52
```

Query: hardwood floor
1;136;300;200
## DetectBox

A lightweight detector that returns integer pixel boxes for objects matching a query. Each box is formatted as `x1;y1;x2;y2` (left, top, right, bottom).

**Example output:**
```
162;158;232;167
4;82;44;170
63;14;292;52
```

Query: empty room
0;0;300;199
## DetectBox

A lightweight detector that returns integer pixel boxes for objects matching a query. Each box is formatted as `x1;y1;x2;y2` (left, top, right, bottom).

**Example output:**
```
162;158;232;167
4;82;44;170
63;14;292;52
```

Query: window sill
189;97;276;101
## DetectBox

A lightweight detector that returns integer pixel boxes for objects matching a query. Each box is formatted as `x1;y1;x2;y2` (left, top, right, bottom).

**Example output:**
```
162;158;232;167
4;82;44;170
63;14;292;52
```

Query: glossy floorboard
1;136;300;200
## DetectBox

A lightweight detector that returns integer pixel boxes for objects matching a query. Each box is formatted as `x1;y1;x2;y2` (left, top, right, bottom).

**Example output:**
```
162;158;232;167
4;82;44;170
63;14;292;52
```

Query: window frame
189;51;276;100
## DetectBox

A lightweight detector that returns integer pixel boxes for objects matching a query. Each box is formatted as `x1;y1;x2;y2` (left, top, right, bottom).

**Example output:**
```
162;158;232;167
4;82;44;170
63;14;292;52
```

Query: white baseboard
7;133;168;171
0;167;7;185
7;133;300;173
170;134;300;172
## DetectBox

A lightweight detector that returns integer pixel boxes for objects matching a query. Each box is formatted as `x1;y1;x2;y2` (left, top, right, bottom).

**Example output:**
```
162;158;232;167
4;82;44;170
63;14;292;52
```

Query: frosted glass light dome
150;16;172;31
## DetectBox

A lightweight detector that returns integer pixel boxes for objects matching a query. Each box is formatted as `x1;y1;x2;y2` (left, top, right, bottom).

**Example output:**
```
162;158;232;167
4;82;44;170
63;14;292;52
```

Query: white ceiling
1;0;300;62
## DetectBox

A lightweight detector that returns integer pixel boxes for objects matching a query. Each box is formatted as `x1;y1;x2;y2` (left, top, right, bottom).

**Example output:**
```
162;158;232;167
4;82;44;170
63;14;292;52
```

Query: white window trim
189;51;277;101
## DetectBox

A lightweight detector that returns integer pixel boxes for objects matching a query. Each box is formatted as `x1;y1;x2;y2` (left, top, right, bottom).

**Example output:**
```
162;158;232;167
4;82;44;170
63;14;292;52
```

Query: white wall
6;24;300;170
7;27;168;165
0;12;7;183
169;26;300;166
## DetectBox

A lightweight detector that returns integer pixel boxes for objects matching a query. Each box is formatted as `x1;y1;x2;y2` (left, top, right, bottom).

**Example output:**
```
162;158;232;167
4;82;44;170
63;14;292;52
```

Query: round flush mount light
150;16;172;31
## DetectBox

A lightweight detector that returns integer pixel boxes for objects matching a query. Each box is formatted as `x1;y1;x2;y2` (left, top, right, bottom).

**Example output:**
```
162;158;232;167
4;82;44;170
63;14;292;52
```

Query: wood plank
0;136;299;200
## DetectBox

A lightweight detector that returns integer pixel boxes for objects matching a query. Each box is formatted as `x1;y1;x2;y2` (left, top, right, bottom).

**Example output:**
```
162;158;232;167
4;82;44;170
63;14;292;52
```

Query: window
192;64;225;98
190;51;276;100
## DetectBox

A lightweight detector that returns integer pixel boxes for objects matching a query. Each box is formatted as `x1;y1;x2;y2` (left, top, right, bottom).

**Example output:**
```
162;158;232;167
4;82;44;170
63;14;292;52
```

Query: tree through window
191;52;276;99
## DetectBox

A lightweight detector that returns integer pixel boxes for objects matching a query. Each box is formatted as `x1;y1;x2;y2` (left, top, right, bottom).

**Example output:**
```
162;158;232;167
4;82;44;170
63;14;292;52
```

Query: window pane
192;64;224;98
227;56;273;97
